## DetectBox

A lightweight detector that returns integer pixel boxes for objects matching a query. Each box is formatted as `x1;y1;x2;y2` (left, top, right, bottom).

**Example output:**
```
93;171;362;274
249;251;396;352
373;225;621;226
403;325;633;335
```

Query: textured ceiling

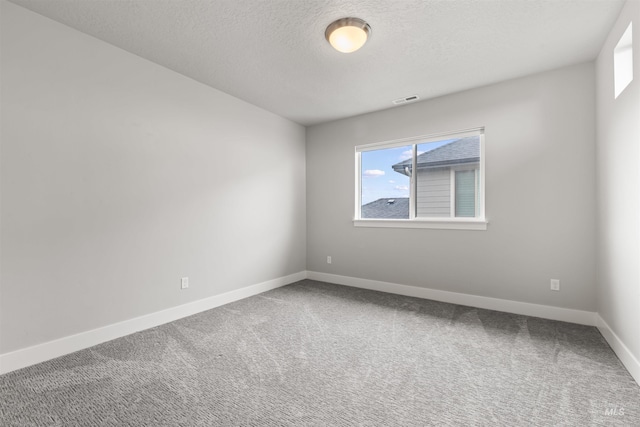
7;0;625;126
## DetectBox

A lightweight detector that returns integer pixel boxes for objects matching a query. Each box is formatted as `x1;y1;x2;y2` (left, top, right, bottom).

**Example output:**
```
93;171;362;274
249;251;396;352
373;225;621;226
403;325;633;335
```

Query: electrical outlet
550;279;560;291
327;256;332;264
181;277;189;289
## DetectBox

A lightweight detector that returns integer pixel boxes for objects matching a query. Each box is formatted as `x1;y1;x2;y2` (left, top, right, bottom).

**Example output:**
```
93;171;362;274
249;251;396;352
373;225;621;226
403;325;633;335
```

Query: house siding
416;167;451;217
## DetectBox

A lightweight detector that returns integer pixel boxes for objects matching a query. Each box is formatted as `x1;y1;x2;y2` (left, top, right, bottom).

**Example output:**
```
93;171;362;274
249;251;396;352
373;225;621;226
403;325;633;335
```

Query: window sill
353;218;488;230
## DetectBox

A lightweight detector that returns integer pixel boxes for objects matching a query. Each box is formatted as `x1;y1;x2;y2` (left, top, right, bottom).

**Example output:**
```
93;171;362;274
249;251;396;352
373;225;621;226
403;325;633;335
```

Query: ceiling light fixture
325;17;371;53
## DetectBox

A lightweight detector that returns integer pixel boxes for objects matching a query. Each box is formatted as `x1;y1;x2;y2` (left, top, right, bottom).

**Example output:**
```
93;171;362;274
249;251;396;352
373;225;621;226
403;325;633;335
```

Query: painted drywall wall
0;1;306;354
307;63;597;311
596;0;640;363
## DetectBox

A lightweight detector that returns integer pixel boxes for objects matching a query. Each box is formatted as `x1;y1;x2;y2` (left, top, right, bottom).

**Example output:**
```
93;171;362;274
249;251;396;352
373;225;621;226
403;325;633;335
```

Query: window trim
354;127;487;230
353;217;488;230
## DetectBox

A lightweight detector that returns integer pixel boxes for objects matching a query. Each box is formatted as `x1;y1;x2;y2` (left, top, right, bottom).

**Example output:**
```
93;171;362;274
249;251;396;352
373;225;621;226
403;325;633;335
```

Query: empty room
1;0;639;425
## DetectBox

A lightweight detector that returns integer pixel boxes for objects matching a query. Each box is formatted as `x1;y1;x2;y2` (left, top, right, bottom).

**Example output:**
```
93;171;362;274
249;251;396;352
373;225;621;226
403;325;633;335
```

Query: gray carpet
1;280;639;426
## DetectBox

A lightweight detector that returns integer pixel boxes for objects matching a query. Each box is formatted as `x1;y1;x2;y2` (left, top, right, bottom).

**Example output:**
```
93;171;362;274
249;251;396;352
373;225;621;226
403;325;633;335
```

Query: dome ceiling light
325;17;371;53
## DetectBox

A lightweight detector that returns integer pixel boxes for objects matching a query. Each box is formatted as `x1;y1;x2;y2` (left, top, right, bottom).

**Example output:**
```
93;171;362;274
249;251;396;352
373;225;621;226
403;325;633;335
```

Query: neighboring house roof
392;136;480;175
361;198;409;219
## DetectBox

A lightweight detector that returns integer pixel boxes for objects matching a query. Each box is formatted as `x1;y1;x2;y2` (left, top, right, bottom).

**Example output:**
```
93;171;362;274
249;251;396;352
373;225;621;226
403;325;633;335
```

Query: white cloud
399;150;413;161
363;169;385;177
388;180;396;184
399;150;425;161
395;185;409;191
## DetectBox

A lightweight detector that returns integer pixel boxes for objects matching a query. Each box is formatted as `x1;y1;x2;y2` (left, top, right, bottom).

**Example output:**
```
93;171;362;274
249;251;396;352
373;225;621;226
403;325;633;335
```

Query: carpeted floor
1;279;639;426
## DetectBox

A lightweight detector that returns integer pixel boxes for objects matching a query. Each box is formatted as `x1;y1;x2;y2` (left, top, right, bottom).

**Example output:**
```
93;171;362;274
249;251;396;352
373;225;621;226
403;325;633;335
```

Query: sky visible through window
361;139;452;205
361;146;411;205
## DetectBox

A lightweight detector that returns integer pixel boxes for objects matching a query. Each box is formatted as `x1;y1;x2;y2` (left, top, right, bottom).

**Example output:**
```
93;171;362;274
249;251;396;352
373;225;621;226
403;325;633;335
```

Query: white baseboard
7;270;638;388
0;271;307;375
596;315;640;385
311;271;639;386
307;271;597;326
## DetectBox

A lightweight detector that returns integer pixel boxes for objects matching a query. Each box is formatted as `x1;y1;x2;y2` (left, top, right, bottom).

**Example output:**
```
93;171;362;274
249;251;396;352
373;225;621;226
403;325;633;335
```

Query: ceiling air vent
392;95;420;105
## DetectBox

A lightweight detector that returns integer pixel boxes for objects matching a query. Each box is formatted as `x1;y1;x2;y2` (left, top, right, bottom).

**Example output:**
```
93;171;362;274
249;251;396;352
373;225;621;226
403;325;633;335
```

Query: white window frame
354;128;487;230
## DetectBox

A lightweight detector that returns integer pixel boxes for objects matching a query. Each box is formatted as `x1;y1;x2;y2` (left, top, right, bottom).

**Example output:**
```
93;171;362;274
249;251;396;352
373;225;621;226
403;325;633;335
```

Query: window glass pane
361;145;411;219
455;170;476;217
414;136;480;218
614;22;633;99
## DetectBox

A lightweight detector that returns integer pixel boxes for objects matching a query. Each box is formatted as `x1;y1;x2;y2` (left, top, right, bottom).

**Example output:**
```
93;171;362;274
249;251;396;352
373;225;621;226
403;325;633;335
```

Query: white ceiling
8;0;625;126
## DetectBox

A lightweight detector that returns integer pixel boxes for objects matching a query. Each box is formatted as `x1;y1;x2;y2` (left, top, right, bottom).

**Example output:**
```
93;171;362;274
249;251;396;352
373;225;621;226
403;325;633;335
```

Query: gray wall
307;63;597;311
0;2;306;354
596;0;640;361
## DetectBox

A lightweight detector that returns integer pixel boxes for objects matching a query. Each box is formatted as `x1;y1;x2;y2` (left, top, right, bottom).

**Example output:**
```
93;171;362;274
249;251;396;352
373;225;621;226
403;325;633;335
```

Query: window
455;169;478;217
355;128;486;230
614;22;633;99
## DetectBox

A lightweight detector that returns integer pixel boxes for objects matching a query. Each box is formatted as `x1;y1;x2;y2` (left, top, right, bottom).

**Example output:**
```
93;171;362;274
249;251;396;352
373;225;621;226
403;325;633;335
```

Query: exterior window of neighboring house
355;128;486;230
455;169;478;217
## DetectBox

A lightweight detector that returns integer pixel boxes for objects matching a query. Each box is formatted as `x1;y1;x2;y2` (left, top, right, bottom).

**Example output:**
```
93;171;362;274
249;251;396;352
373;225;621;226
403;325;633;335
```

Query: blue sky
361;145;412;205
360;140;453;205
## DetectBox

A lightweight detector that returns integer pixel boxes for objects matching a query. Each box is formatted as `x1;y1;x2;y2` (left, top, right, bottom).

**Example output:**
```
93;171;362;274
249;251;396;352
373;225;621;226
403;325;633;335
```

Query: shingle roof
361;198;409;219
392;136;480;174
